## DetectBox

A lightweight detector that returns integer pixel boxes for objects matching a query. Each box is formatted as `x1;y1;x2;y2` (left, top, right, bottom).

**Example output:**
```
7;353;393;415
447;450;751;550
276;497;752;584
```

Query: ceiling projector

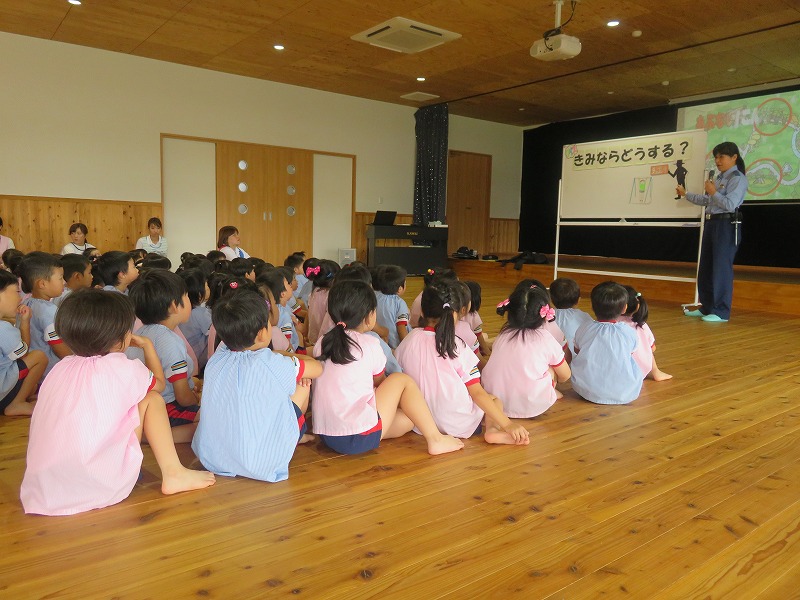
530;34;581;61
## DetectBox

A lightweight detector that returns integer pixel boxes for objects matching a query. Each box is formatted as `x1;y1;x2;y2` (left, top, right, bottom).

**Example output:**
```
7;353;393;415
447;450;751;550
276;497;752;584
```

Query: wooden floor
2;276;800;599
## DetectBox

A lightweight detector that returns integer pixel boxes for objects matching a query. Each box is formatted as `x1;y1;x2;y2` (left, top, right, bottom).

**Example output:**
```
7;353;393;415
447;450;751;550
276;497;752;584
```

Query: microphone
708;169;715;181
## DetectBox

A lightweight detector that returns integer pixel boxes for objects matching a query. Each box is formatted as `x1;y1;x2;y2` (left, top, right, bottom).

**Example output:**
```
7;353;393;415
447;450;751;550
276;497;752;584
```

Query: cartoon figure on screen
669;160;688;199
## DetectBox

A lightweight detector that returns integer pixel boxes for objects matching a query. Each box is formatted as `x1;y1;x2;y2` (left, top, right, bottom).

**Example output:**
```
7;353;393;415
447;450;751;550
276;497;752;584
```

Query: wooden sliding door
216;142;313;263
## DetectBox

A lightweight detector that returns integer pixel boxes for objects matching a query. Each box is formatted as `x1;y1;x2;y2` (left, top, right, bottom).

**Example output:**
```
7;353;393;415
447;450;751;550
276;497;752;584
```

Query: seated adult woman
135;217;168;257
217;226;250;260
61;223;96;255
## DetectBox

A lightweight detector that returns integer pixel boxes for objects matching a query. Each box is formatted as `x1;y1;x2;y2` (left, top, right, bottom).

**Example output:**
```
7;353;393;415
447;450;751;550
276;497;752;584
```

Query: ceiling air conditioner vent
352;17;461;54
401;92;440;102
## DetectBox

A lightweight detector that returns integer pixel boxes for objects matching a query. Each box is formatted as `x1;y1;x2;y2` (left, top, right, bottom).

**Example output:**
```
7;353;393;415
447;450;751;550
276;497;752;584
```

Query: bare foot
161;467;216;495
555;388;564;399
650;369;673;382
3;400;35;416
484;430;530;445
426;435;464;455
298;433;315;444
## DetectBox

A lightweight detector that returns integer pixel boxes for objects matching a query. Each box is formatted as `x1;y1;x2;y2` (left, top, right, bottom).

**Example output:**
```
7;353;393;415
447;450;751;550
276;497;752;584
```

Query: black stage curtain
413;104;449;226
520;106;800;268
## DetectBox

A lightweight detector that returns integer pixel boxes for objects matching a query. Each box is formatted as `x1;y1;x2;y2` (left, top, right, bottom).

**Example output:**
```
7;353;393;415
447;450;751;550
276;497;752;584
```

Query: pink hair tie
496;298;510;309
229;281;238;289
530;284;537;289
443;302;451;309
336;321;347;329
306;266;321;277
427;268;435;275
539;305;555;320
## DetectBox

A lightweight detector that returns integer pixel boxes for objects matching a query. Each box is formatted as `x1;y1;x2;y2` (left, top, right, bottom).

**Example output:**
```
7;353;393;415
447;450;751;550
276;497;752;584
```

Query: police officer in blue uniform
676;141;748;322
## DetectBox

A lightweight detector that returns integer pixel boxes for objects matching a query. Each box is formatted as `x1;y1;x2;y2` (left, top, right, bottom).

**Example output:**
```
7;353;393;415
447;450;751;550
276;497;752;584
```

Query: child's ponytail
421;283;458;359
318;280;377;365
499;285;552;340
623;285;648;327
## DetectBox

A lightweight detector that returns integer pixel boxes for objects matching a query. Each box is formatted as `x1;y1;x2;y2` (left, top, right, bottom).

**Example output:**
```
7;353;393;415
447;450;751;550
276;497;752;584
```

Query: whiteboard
560;130;708;219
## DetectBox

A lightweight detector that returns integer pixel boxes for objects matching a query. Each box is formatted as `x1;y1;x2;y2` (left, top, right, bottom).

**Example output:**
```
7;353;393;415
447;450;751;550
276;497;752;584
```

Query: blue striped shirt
192;345;302;482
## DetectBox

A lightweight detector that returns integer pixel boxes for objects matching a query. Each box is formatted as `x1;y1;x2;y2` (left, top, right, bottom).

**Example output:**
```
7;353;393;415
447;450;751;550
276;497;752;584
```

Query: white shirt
220;246;250;260
61;242;96;255
135;235;168;256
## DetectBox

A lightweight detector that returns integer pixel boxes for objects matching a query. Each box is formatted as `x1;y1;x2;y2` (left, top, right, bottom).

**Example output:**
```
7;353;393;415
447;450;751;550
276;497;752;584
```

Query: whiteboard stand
553;179;704;310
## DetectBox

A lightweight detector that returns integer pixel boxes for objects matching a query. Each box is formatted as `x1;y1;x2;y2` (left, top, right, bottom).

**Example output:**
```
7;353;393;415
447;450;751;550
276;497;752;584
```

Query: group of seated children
2;244;671;517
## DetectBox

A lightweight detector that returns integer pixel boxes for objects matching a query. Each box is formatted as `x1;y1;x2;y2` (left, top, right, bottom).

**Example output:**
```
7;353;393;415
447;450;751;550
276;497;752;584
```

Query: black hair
423;267;457;287
318;280;377;365
464;281;482;313
549;277;581;309
497;285;552;340
178;268;208;308
206;273;259;309
0;217;3;228
302;257;320;279
83;247;99;258
55;288;136;356
590;281;628;321
255;268;290;307
129;249;147;262
212;290;271;351
147;217;163;229
622;285;648;327
206;250;226;263
0;269;17;291
69;222;89;236
713;141;746;174
309;259;339;290
375;264;407;295
140;253;172;270
17;252;61;294
333;263;372;286
454;281;473;316
283;252;305;270
60;253;91;281
421;283;459;359
128;269;187;324
97;251;133;287
229;257;255;278
2;249;24;274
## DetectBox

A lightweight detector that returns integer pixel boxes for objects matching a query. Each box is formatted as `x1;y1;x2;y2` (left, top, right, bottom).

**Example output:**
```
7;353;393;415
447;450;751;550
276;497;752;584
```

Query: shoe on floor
684;309;704;317
701;314;728;322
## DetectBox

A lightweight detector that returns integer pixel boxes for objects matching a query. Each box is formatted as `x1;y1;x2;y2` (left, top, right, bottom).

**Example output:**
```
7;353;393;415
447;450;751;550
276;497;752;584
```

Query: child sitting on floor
0;270;47;416
549;277;593;357
483;285;571;418
621;285;672;382
20;288;214;516
312;280;463;456
192;290;322;482
396;283;529;445
570;281;642;405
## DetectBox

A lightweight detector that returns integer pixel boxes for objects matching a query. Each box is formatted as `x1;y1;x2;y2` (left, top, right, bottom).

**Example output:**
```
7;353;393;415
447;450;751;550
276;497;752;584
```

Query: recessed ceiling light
518;108;525;111
662;80;670;86
608;91;615;95
68;0;81;5
416;77;426;82
607;20;620;27
273;44;285;51
632;30;642;38
727;67;737;72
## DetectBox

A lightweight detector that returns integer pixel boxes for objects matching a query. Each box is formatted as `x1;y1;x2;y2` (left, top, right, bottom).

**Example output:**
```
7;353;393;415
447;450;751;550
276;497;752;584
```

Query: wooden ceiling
2;0;799;126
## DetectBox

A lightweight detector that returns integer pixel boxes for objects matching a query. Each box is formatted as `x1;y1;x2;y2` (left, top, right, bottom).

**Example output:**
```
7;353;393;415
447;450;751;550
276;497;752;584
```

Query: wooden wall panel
0;195;161;254
487;218;519;255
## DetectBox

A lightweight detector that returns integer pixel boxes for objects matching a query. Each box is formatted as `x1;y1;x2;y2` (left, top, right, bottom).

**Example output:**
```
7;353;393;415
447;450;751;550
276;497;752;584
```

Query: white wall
0;32;523;257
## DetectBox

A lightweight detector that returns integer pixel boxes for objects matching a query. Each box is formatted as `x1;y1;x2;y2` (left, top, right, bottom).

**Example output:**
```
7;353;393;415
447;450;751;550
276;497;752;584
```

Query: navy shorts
320;417;382;455
165;401;200;427
292;402;308;441
0;359;29;415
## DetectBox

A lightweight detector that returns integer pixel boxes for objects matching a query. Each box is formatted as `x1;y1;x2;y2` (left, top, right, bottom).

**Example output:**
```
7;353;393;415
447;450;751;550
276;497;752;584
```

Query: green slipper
701;314;728;322
684;309;704;317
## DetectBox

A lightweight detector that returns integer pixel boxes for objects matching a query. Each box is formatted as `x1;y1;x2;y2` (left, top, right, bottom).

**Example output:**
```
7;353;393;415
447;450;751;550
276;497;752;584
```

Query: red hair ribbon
306;266;321;277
